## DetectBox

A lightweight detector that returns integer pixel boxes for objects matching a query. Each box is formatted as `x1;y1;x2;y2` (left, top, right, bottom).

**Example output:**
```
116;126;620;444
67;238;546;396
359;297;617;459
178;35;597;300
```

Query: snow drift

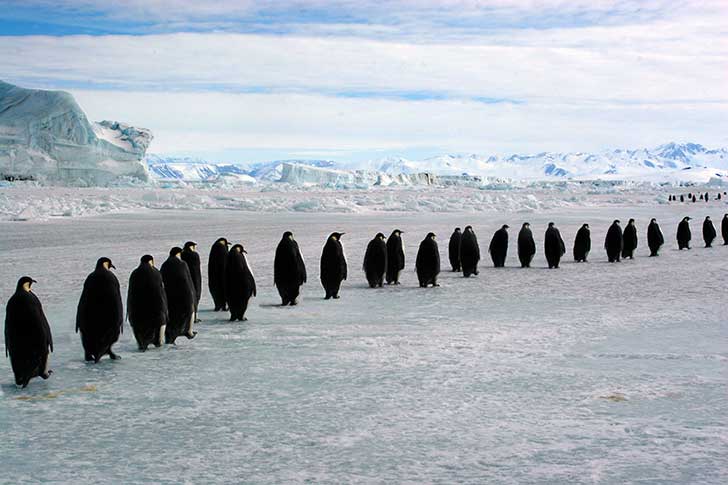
0;81;152;185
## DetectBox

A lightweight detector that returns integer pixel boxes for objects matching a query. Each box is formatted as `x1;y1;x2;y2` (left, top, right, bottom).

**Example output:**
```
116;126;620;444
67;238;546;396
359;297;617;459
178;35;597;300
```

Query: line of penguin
5;214;728;388
668;191;726;203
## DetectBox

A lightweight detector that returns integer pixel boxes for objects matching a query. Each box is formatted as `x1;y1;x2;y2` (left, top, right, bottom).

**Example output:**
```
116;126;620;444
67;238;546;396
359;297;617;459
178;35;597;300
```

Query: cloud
1;0;727;157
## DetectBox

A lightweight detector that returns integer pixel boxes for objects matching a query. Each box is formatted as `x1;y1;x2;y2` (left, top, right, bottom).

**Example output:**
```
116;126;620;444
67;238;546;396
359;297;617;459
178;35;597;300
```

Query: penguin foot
195;318;202;323
41;370;53;379
290;300;298;306
242;317;248;322
433;283;440;287
324;295;331;300
333;295;340;299
184;331;198;340
109;351;121;360
229;316;237;322
84;352;94;362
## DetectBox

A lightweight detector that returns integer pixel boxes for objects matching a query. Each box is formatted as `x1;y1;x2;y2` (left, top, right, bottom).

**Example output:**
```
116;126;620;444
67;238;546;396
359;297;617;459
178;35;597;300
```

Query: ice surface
1;204;727;483
0;182;698;221
0;81;152;185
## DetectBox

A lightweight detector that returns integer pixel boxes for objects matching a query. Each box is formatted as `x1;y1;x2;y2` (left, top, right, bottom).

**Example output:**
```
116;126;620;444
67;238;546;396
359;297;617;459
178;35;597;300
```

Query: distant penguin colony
5;210;728;387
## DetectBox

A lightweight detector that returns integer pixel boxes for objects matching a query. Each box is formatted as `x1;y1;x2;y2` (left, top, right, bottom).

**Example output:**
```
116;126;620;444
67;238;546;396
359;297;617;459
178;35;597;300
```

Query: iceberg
0;81;152;185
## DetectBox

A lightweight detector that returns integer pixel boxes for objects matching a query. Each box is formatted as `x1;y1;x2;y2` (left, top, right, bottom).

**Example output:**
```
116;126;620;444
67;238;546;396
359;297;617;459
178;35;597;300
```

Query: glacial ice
0;81;152;185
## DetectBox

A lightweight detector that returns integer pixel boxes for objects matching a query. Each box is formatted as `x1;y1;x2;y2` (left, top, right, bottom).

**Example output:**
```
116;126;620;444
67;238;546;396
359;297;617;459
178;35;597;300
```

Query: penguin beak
31;278;37;283
242;249;247;254
110;263;116;269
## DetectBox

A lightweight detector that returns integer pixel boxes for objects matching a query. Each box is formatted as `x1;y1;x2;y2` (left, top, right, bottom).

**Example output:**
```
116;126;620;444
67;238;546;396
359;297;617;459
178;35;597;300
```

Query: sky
1;0;727;163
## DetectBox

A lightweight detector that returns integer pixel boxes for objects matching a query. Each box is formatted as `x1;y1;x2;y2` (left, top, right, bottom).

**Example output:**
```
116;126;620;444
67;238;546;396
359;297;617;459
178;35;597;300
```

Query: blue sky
1;0;727;163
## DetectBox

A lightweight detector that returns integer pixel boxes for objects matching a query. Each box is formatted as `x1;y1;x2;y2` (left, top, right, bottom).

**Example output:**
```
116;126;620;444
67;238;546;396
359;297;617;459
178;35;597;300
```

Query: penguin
127;255;168;351
363;233;387;288
5;277;53;387
722;214;728;245
448;228;462;272
605;220;623;263
677;216;692;250
76;257;123;362
460;226;481;276
700;193;704;201
647;218;664;256
274;231;307;305
518;222;536;268
573;223;591;262
705;192;709;202
544;222;566;269
160;247;197;344
208;237;230;312
488;225;509;268
703;216;717;248
386;229;405;285
181;241;202;323
692;195;697;203
320;232;348;299
622;219;638;259
225;244;256;321
416;233;440;287
680;195;685;203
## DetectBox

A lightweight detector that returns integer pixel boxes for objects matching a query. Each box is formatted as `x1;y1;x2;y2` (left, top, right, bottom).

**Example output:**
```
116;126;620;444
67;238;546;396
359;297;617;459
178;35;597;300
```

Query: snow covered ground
1;203;727;483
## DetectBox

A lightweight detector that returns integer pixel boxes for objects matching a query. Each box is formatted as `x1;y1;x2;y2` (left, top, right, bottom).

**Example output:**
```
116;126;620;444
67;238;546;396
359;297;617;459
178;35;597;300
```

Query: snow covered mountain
0;81;152;185
145;155;255;184
146;142;728;186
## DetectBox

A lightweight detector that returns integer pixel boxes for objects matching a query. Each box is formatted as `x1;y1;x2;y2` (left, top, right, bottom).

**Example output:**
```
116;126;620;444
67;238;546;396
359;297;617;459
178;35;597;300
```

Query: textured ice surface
1;204;727;483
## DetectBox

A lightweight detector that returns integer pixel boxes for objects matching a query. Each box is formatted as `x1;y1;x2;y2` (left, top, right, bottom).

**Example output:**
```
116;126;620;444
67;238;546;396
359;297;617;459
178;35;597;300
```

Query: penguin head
329;232;345;241
582;223;590;229
169;247;183;258
283;231;294;240
16;276;36;292
650;218;657;223
502;224;509;230
464;225;473;232
231;244;246;253
628;218;635;225
184;241;197;251
522;222;530;228
140;254;155;267
216;237;229;246
392;229;403;237
376;232;386;240
613;219;621;225
548;222;555;228
454;227;461;232
705;216;711;221
684;216;691;221
427;232;436;239
96;257;115;270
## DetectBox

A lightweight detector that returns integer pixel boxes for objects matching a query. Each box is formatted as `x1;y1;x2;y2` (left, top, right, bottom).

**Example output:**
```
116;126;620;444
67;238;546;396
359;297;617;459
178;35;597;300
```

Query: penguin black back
677;217;692;250
386;230;405;284
127;255;168;351
722;214;728;245
363;233;387;288
703;216;716;248
5;277;53;387
225;244;257;321
416;233;440;287
460;226;481;276
544;223;566;269
181;241;202;311
647;219;664;256
573;223;591;262
622;219;638;259
208;238;229;312
320;232;348;299
488;225;509;268
448;228;462;272
160;247;197;344
518;223;536;268
274;231;307;305
605;220;623;262
76;257;123;362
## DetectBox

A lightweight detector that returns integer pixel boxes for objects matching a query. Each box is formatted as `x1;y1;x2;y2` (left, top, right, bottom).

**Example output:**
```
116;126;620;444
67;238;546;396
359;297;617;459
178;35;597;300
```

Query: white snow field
1;201;727;483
